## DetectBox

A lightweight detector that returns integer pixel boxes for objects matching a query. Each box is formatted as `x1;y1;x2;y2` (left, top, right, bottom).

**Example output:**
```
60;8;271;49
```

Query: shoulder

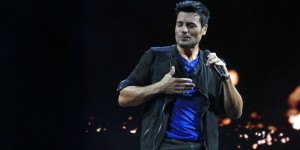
139;45;176;64
138;45;175;62
147;44;176;53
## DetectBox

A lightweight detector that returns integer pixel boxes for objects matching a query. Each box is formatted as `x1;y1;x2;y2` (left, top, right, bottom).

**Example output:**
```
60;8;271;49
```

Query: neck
177;45;199;62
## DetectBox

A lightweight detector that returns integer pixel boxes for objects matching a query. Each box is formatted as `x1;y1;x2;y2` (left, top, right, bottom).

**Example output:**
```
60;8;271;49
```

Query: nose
181;25;188;33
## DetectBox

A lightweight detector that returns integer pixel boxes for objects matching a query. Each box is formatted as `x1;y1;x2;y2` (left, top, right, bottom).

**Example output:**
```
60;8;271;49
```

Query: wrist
154;81;164;94
220;74;230;81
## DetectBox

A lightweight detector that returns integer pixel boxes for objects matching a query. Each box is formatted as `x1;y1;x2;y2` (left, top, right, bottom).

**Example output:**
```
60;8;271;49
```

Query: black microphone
203;50;226;79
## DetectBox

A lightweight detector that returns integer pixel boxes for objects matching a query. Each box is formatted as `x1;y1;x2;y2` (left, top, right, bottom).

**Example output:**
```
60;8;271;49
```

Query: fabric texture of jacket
117;45;226;150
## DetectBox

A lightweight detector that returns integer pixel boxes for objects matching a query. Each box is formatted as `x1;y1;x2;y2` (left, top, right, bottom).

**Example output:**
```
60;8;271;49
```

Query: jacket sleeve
117;49;154;91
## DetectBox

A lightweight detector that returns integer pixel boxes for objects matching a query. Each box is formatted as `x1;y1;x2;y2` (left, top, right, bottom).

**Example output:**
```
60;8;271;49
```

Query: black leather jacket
117;45;225;150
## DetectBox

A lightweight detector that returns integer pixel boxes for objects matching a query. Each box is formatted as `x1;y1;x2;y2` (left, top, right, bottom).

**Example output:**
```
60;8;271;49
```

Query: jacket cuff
116;80;129;91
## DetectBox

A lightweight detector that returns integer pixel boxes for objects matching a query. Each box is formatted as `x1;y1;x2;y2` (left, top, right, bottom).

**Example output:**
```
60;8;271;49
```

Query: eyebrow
176;21;197;24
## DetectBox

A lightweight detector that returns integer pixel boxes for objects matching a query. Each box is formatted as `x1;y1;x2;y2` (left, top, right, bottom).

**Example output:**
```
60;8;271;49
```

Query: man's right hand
158;66;195;95
118;66;195;107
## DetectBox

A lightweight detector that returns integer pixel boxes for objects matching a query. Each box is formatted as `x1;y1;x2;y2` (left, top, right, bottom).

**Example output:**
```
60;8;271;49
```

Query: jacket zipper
145;54;173;141
152;98;166;150
152;53;171;149
143;119;153;136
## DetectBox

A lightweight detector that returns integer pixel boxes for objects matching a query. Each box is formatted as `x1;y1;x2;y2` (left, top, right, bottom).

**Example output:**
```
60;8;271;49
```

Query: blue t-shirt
165;56;203;141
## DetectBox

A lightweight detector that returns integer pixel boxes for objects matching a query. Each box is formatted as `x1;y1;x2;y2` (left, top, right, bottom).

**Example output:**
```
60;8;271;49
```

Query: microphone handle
213;65;225;78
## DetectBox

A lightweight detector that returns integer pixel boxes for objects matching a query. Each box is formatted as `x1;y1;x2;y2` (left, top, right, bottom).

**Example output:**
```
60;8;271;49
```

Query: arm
118;66;195;107
221;77;243;119
206;52;243;119
118;82;162;107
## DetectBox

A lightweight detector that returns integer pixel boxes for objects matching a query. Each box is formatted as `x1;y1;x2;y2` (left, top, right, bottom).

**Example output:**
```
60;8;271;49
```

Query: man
117;1;243;150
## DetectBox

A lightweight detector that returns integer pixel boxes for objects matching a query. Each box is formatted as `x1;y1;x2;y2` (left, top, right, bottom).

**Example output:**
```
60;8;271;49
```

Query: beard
176;39;197;48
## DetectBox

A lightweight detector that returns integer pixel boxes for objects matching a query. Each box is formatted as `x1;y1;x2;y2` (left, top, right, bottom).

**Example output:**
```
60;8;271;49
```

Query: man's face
175;12;207;49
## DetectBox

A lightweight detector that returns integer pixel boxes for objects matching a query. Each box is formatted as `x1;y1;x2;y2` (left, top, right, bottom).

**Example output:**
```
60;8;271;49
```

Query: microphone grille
204;49;211;57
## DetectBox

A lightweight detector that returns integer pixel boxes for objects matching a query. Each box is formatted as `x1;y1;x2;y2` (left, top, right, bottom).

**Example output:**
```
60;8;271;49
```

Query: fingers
206;52;217;64
175;87;195;94
168;66;175;76
173;90;190;94
171;82;195;93
174;84;194;90
162;67;191;84
167;66;193;83
162;66;197;95
206;52;224;66
173;78;193;83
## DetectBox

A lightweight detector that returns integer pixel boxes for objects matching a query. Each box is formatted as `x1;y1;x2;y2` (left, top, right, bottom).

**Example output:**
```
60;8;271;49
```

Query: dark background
0;0;299;150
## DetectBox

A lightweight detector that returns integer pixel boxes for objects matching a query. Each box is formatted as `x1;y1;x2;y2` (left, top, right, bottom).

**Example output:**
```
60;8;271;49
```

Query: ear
202;24;208;35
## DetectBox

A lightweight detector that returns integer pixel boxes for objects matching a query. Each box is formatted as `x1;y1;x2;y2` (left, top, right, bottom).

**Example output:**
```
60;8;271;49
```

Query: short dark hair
175;0;210;27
